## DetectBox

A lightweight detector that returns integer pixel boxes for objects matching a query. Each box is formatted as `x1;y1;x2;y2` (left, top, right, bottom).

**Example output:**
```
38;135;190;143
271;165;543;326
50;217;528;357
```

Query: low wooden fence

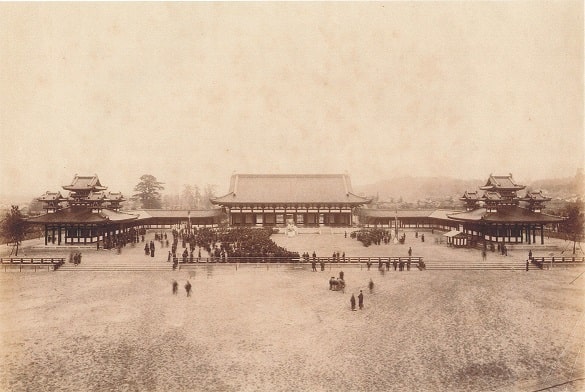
177;256;425;270
0;258;65;272
529;256;585;270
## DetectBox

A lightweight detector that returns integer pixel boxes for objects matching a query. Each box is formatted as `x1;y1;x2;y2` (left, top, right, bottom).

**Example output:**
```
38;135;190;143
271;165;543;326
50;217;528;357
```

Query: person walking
172;280;178;295
185;281;192;297
408;247;412;257
358;290;364;310
350;294;356;311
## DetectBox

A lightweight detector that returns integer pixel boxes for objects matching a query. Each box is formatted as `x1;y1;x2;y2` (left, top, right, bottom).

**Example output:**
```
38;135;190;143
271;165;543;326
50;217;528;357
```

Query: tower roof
62;175;107;192
479;174;525;191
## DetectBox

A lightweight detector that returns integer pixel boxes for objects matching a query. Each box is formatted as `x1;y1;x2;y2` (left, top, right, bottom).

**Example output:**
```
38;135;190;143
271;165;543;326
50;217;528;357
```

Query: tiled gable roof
63;175;107;191
211;174;371;205
480;174;525;190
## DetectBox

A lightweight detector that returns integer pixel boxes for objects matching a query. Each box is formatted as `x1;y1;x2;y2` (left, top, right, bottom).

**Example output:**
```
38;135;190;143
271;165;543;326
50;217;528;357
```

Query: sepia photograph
1;2;584;391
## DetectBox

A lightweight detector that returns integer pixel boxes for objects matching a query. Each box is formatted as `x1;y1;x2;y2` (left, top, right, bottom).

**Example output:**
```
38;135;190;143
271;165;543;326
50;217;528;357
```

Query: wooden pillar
540;224;544;245
532;224;536;244
83;225;87;244
527;225;531;244
58;225;62;245
44;225;48;245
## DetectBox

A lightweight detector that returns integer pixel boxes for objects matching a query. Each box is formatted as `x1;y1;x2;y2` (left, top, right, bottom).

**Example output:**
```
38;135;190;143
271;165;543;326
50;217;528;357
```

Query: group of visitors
68;251;82;265
172;280;191;296
162;226;299;264
350;228;392;247
101;227;144;251
350;290;364;310
144;240;156;258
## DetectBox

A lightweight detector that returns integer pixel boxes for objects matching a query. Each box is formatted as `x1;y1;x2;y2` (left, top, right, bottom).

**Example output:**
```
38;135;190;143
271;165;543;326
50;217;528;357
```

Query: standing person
320;259;325;271
482;249;487;261
368;279;374;293
358;290;364;309
528;249;533;260
172;280;178;295
185;281;192;297
421;234;425;242
408;247;412;257
526;260;529;271
311;258;317;272
350;294;356;311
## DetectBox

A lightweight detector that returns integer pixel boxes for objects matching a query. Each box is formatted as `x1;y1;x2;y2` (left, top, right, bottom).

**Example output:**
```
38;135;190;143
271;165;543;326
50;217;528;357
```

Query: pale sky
1;2;583;198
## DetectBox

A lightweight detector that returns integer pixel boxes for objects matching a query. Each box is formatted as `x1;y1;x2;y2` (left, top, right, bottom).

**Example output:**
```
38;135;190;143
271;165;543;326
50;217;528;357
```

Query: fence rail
1;258;65;272
177;256;425;269
530;256;585;270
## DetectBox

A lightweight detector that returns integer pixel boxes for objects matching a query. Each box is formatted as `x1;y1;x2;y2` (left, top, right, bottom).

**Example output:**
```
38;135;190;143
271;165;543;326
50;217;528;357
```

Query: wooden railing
529;256;585;270
177;256;425;270
0;258;65;271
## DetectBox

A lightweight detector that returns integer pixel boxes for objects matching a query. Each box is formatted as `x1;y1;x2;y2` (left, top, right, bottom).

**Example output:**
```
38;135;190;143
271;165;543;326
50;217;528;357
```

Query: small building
28;175;139;245
210;174;371;227
28;175;225;245
448;174;563;245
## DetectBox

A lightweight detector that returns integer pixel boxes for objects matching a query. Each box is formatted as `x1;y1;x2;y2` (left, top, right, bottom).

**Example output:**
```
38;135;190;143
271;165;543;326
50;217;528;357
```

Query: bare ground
1;231;584;392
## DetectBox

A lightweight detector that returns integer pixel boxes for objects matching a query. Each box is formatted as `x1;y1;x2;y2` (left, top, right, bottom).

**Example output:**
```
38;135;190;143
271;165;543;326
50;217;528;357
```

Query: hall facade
211;174;371;227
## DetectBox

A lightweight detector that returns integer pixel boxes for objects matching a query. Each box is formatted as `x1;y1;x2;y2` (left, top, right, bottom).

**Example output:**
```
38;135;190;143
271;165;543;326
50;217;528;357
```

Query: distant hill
354;176;483;203
354;171;584;204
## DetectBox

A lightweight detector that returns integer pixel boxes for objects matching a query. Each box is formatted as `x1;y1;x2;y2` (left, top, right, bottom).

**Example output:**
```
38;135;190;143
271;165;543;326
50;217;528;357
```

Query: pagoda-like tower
520;190;551;213
479;174;525;208
459;190;481;211
62;175;109;208
37;191;68;213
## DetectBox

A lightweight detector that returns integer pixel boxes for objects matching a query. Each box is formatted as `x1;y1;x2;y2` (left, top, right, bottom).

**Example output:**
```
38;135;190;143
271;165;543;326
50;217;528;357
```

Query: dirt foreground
1;261;584;392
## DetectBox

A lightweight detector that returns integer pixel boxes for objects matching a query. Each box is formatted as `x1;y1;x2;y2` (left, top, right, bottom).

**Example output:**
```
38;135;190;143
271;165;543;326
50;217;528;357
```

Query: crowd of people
148;226;300;264
350;228;392;247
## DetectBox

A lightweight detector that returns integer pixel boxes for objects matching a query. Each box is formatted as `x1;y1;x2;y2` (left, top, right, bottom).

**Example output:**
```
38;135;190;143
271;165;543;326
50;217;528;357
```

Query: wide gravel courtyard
1;231;584;391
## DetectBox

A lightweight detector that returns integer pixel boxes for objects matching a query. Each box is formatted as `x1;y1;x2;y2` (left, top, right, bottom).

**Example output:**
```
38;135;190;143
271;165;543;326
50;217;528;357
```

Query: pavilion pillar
527;225;531;244
532;225;536;244
44;225;48;245
58;225;62;245
51;226;56;245
83;225;87;244
540;224;544;245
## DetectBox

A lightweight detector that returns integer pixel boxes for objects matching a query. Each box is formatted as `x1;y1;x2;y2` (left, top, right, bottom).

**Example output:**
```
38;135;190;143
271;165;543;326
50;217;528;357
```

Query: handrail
177;256;424;264
0;257;65;264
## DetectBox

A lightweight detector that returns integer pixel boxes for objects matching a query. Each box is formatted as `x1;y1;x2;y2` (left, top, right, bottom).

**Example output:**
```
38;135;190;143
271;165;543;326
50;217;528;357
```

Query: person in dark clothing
526;260;529;271
358;290;364;309
368;279;374;293
185;281;192;297
172;280;178;295
408;247;412;257
350;294;356;311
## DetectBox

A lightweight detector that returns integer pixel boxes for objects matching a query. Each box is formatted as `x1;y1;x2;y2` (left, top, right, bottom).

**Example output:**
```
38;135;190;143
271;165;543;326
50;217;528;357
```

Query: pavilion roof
129;209;223;219
447;206;563;223
482;191;503;201
460;190;481;201
520;190;551;202
27;207;139;224
479;174;525;191
358;209;436;218
38;191;67;201
62;175;107;192
211;174;371;205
